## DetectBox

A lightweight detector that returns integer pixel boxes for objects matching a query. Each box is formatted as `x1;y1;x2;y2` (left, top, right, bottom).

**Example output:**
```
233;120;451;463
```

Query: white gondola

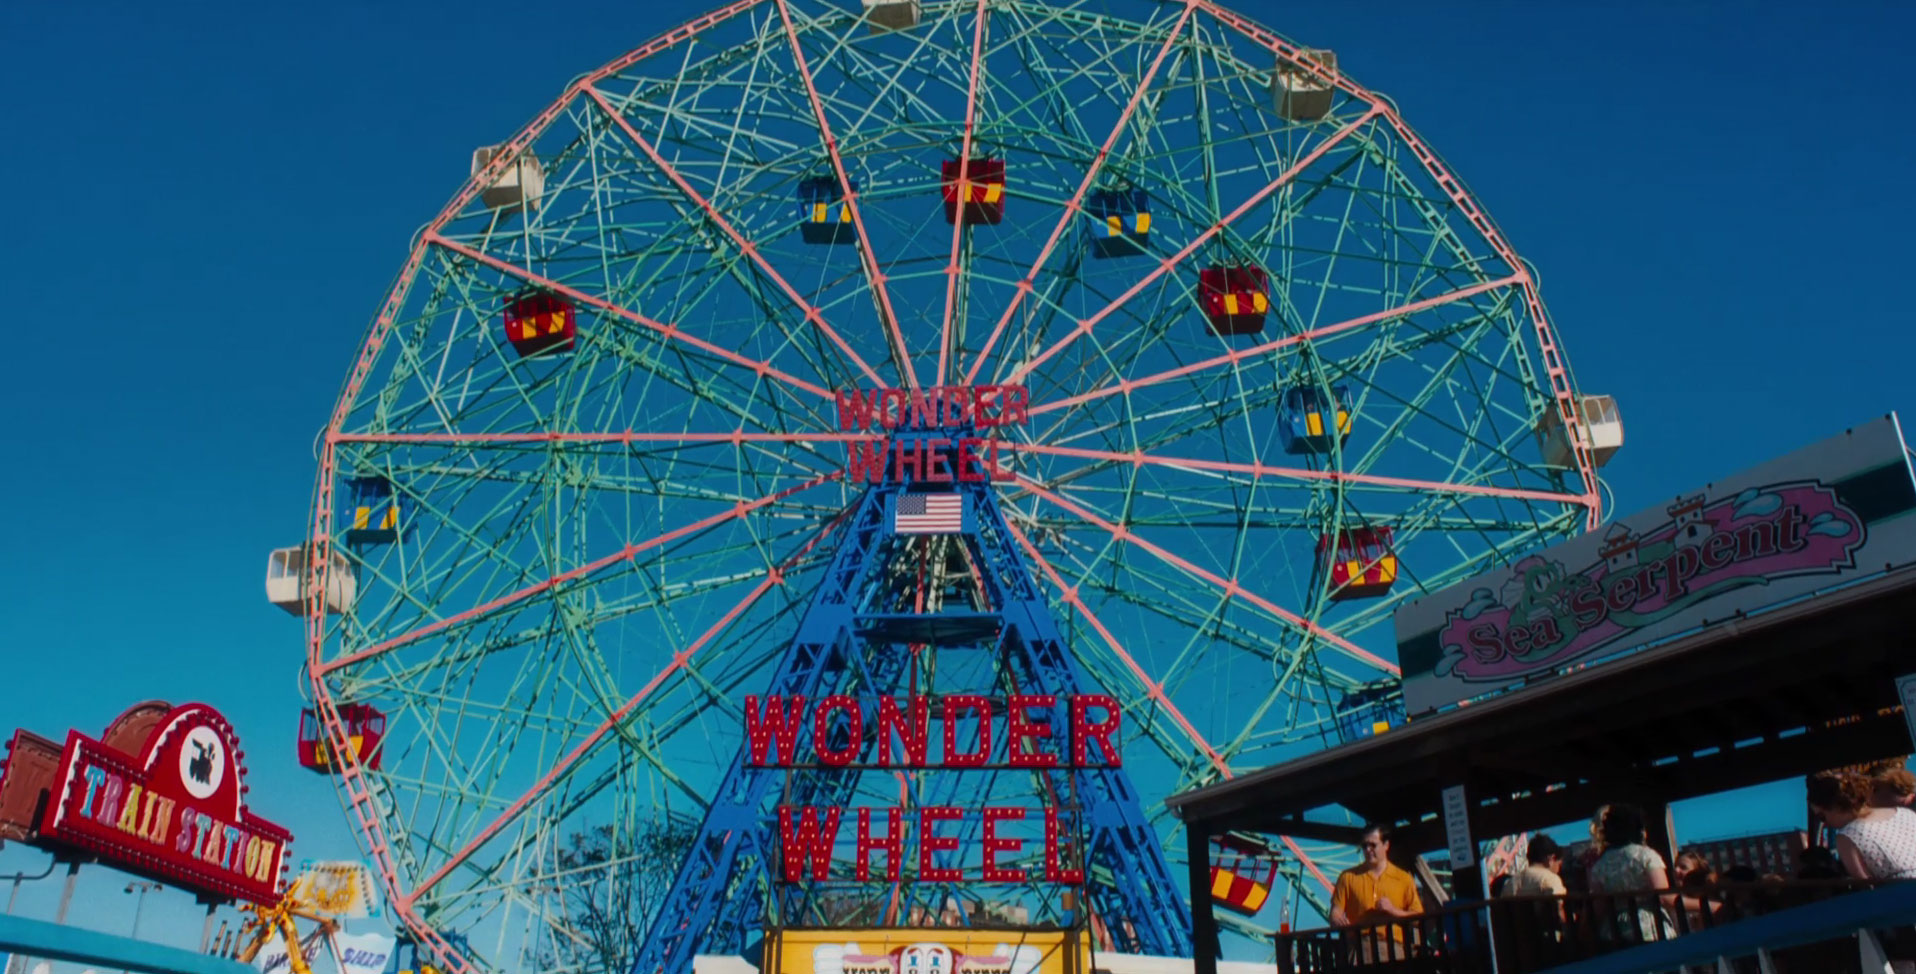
1272;49;1337;122
862;0;921;32
266;545;357;616
470;145;545;213
1537;394;1624;468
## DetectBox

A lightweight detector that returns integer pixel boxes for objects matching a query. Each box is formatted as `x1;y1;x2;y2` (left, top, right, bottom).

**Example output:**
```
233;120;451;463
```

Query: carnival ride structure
274;0;1621;970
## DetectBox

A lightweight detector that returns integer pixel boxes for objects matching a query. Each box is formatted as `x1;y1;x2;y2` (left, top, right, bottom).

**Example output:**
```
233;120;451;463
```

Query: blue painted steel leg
629;481;1192;974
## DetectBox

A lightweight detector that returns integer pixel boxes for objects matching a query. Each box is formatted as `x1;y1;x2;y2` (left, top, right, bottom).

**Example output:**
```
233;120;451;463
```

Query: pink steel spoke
318;0;782;592
309;7;773;966
1005;442;1594;509
1002;517;1334;892
1004;520;1229;772
582;85;887;388
314;469;843;677
773;0;916;389
427;233;834;401
935;0;991;384
1195;0;1601;526
1029;274;1522;419
1011;476;1400;676
425;0;771;240
1007;105;1384;387
401;503;856;908
962;3;1196;387
333;430;866;445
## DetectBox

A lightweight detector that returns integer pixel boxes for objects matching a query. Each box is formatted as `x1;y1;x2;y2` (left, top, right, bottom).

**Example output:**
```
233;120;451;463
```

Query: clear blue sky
1;0;1911;951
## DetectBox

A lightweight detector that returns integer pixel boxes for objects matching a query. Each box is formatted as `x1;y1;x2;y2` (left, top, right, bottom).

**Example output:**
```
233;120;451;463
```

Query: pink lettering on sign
756;691;1107;887
1434;483;1864;682
833;385;1026;485
744;694;1113;769
775;803;1084;884
835;386;1029;432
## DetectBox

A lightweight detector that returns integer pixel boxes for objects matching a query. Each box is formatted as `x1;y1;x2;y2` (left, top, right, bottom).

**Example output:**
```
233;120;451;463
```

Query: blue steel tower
629;462;1195;974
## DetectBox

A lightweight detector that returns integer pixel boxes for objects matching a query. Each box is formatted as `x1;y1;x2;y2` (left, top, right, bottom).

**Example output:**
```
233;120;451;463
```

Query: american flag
893;492;966;535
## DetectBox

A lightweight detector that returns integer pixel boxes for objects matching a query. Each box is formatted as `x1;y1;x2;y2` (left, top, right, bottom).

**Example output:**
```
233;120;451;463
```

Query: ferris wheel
273;0;1619;970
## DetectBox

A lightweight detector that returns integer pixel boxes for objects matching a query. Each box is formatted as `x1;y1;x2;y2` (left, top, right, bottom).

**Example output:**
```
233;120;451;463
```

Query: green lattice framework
296;0;1604;970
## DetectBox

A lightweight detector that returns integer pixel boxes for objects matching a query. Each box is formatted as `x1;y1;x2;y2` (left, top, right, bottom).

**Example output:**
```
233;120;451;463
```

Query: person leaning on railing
1329;823;1424;962
1586;804;1678;944
1559;805;1609;897
1502;835;1568;924
1808;770;1916;881
1496;834;1569;968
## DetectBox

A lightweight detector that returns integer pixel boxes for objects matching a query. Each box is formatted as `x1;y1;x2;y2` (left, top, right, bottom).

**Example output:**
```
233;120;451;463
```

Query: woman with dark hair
1558;805;1609;896
1587;804;1675;943
1807;771;1916;880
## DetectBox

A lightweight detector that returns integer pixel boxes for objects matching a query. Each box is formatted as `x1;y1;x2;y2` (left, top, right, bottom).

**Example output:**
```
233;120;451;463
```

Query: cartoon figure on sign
1495;556;1579;663
813;942;1042;974
178;724;226;799
900;945;953;974
188;741;215;786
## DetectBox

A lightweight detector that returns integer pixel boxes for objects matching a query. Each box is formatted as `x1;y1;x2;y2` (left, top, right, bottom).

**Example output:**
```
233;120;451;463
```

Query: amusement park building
1173;547;1916;972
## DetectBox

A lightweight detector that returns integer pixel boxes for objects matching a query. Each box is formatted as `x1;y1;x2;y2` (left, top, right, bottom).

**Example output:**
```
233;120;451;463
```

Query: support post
1896;672;1916;752
1860;927;1892;971
1644;801;1676;869
1186;820;1218;974
199;902;218;953
53;862;79;924
1441;783;1482;901
323;926;348;974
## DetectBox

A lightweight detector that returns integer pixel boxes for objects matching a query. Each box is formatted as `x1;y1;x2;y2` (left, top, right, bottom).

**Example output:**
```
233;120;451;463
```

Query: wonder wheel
284;0;1611;970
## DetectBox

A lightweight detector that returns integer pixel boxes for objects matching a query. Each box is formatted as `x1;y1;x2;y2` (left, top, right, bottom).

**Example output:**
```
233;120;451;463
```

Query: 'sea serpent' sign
1396;416;1916;715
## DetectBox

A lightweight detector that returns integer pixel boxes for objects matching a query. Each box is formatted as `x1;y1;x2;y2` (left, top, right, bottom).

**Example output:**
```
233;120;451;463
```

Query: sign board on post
331;932;397;974
1441;785;1474;871
285;860;383;917
1396;416;1916;716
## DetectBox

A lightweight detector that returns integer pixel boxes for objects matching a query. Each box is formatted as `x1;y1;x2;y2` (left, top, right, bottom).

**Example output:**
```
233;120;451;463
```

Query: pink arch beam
1008;476;1401;676
315;469;844;677
963;3;1195;387
1003;518;1336;892
1005;442;1590;508
773;0;917;388
399;502;857;908
583;84;887;388
1006;105;1384;387
427;233;835;402
936;0;993;384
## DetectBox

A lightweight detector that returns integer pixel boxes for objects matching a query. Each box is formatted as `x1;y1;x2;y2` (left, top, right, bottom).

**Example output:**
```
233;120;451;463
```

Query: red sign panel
39;703;291;903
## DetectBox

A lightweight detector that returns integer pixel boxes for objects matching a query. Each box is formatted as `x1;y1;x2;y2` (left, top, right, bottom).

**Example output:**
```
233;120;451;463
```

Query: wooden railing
1273;896;1494;974
1273;878;1899;974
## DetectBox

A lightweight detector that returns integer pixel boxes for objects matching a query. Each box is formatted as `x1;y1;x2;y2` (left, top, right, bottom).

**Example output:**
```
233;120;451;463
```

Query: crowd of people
1315;760;1916;961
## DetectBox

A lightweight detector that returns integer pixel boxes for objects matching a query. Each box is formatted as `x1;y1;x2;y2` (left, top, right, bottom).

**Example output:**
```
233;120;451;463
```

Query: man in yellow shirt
1329;824;1423;960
